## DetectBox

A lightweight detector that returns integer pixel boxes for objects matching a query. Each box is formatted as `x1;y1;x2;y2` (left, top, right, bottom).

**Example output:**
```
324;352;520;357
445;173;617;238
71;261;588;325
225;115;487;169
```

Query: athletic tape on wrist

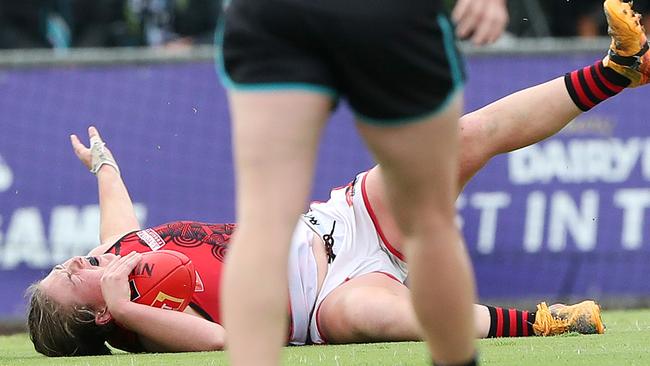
89;137;120;175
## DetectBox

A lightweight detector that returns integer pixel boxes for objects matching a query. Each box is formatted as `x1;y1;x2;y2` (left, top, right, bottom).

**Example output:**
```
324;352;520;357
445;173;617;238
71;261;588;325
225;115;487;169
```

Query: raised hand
70;126;120;175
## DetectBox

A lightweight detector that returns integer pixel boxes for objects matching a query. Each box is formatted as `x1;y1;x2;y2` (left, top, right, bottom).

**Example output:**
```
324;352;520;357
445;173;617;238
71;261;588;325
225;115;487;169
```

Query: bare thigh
316;272;492;342
317;272;421;343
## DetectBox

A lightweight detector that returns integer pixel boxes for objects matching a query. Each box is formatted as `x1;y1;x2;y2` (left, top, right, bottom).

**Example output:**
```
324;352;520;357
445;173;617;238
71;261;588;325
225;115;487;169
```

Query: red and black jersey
105;221;235;324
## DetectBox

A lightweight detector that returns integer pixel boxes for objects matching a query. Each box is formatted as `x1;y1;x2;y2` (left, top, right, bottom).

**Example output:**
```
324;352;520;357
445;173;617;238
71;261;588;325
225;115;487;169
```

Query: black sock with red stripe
564;60;631;111
486;306;536;337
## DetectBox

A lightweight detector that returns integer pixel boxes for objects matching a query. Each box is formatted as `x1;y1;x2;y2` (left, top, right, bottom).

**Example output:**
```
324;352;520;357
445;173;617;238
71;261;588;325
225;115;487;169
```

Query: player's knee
459;111;487;138
459;110;496;164
461;108;492;139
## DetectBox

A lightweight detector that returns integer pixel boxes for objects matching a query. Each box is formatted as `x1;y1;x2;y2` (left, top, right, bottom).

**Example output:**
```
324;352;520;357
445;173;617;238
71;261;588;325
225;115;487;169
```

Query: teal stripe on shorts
438;14;464;88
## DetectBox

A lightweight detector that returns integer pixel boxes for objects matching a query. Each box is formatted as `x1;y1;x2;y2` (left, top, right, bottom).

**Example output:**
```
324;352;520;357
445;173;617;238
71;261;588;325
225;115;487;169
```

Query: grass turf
3;309;650;365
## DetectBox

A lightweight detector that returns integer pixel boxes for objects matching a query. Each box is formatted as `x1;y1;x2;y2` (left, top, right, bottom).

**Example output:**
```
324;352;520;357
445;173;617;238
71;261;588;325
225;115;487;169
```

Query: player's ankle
564;61;629;111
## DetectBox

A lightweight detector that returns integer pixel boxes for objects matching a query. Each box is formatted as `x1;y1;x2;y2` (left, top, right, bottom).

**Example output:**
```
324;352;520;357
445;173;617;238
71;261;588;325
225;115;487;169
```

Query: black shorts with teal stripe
217;0;465;124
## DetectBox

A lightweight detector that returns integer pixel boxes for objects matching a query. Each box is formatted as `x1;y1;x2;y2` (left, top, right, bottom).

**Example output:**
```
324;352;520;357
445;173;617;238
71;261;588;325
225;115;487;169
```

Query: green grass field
3;309;650;366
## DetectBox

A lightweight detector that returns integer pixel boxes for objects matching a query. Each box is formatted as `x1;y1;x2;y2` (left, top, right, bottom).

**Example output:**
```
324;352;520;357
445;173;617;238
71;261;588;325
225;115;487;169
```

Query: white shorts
300;171;408;344
287;223;319;345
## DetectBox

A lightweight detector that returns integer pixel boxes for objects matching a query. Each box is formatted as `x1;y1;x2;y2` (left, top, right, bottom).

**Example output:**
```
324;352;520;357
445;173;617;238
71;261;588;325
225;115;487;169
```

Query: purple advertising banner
1;53;649;320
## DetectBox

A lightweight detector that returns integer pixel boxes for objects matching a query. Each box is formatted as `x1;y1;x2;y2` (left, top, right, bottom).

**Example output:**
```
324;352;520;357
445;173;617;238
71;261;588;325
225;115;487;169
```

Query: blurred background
0;0;220;50
1;0;649;50
1;0;650;334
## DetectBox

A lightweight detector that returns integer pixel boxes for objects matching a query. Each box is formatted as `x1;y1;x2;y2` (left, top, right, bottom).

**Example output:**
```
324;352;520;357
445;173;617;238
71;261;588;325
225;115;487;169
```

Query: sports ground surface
3;309;650;365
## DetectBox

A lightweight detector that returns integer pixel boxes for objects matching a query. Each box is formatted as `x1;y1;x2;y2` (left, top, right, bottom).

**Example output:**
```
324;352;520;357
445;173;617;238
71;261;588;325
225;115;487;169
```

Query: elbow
459;110;495;148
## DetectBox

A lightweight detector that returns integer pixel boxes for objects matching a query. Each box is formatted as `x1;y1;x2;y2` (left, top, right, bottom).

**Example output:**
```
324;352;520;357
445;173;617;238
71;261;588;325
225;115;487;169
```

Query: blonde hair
26;282;114;356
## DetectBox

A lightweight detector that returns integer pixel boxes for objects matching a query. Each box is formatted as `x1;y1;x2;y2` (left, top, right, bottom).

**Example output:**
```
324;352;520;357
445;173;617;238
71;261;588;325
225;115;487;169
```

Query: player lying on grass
27;0;647;356
27;129;603;358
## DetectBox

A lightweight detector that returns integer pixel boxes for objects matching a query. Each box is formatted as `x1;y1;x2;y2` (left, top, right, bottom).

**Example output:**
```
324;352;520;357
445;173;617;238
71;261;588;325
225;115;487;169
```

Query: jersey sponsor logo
194;270;205;293
302;212;321;229
137;228;166;251
302;214;336;262
305;213;319;226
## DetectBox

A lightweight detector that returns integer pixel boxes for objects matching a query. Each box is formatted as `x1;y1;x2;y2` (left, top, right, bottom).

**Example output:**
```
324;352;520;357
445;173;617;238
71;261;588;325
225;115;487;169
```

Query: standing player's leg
217;0;341;363
223;91;332;366
333;4;477;363
356;94;477;365
457;0;650;191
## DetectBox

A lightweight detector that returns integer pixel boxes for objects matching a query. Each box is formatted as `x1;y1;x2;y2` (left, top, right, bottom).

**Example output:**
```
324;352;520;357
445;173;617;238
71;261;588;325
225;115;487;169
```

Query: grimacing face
39;254;119;313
